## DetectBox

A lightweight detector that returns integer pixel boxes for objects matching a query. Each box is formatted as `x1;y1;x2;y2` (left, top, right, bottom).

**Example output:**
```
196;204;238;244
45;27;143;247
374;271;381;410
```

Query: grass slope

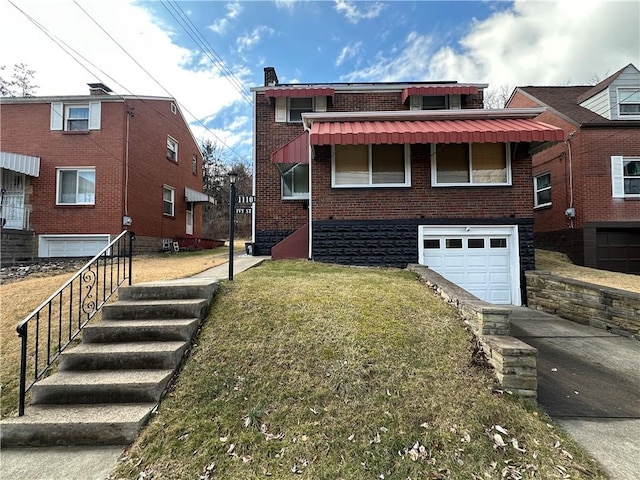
112;261;605;479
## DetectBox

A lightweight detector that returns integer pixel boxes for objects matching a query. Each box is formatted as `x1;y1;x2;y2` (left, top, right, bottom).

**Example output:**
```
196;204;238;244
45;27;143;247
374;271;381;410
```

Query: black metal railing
16;230;135;416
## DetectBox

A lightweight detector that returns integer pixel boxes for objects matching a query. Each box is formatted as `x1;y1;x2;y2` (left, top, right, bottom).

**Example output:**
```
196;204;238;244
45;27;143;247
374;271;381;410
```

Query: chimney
87;83;113;96
264;67;278;86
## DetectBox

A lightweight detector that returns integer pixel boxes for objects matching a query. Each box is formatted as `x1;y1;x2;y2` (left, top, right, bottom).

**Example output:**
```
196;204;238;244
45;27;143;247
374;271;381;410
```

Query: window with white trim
163;185;175;216
288;97;313;122
431;143;511;186
534;172;551;207
50;102;101;131
192;154;198;175
56;168;96;205
167;136;178;162
332;144;410;187
612;156;640;197
618;88;640;117
282;164;309;199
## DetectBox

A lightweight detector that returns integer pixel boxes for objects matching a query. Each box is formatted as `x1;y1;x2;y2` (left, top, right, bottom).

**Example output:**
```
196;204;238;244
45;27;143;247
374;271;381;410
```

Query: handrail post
128;231;135;286
17;324;28;416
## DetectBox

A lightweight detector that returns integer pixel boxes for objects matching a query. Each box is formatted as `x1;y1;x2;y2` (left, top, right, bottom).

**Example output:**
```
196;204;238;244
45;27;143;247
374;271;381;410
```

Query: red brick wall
508;91;640;231
1;97;204;242
311;143;534;221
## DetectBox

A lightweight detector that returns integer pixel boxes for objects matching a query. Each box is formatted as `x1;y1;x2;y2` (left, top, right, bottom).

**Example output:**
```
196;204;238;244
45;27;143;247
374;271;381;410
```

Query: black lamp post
228;171;238;281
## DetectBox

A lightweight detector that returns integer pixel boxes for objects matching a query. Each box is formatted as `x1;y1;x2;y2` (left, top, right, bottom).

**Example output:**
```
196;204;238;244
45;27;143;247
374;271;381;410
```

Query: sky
1;0;638;163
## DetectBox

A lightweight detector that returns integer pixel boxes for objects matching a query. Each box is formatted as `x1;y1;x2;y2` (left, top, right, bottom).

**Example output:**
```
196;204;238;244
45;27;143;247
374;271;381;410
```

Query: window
288;97;313;122
56;168;95;205
468;238;484;248
333;144;410;187
534;173;552;207
446;238;463;248
612;156;640;197
422;95;448;110
490;238;507;248
423;239;440;249
282;164;309;199
167;136;178;162
431;143;510;186
65;105;89;131
618;88;640;117
163;186;175;216
171;102;177;114
192;155;198;175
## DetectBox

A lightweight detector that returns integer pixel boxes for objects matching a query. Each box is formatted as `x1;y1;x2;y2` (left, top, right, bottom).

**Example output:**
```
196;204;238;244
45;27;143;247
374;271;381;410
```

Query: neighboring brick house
506;63;640;274
251;67;563;305
0;83;212;260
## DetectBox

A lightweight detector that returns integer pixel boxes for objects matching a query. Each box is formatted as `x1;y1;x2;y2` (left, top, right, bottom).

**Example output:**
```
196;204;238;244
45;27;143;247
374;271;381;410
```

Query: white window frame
611;155;640;198
430;143;512;187
51;102;101;131
617;88;640;118
186;202;194;235
163;185;175;216
171;102;177;114
167;136;179;163
281;163;310;199
56;168;96;205
331;144;411;188
287;97;314;123
65;105;90;131
534;172;552;208
192;154;198;175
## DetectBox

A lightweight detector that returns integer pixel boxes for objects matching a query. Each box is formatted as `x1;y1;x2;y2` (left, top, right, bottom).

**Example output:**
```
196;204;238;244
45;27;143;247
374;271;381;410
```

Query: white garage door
418;226;521;305
38;235;110;258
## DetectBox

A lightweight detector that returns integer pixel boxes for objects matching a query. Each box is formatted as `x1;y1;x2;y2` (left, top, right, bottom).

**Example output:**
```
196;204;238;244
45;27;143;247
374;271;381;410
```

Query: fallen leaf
493;433;506;448
226;444;235;455
494;425;509;436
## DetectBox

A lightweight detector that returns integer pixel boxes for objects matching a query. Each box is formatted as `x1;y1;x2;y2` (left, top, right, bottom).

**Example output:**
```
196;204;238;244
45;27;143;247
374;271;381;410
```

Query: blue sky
1;0;638;163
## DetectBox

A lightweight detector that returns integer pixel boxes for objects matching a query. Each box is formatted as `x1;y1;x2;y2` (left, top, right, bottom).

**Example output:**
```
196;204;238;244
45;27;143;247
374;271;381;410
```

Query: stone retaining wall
526;271;640;338
408;264;537;399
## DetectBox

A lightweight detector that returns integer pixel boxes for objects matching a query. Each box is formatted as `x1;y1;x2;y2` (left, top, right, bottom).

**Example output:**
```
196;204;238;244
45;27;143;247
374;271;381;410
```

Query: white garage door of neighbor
418;226;520;305
38;235;110;258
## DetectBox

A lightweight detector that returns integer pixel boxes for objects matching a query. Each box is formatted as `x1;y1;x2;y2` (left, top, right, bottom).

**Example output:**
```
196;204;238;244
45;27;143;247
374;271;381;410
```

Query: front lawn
111;260;604;479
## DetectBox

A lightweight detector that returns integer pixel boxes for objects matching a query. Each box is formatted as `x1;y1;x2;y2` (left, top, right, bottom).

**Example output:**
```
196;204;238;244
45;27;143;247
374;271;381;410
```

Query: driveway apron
509;306;640;480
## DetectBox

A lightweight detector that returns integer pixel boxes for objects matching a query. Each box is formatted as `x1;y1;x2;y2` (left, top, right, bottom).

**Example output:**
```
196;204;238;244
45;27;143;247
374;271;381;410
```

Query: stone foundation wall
408;264;537;399
1;229;36;264
526;271;640;338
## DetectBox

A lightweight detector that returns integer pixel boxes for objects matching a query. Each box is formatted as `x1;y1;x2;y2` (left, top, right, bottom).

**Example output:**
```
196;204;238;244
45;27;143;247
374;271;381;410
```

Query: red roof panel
309;118;564;145
264;87;335;98
271;131;310;164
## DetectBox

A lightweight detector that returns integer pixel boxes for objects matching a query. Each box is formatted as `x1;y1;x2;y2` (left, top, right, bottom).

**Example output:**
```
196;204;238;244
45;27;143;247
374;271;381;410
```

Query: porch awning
401;85;480;103
309;118;565;145
271;132;309;176
185;187;214;204
265;87;335;98
0;151;41;177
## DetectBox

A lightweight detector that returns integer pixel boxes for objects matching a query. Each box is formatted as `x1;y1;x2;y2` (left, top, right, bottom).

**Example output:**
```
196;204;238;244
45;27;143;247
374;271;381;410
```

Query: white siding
580;64;640;120
580;88;610;119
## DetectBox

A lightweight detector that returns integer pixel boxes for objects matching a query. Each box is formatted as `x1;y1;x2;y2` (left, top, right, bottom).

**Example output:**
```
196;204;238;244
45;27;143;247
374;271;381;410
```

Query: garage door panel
420;227;518;305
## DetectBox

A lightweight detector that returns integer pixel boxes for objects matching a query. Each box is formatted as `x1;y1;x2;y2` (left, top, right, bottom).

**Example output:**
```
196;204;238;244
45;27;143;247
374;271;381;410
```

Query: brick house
251;67;563;305
0;83;212;261
506;63;640;274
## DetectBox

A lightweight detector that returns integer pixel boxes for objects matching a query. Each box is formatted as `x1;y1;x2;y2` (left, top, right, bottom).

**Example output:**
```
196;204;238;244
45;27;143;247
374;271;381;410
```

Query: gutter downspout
251;91;257;247
302;115;313;260
566;132;575;228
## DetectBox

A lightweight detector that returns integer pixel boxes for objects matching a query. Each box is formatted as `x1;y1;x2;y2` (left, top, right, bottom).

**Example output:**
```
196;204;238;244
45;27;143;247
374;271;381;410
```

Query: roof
515;86;610;124
576;63;634;104
0;151;40;177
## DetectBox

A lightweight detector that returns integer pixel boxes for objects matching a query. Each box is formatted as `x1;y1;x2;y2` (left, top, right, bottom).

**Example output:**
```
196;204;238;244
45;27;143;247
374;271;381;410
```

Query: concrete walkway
509;306;640;480
0;255;268;480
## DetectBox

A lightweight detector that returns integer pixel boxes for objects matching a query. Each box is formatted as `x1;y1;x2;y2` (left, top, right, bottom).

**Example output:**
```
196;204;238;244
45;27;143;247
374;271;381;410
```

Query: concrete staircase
1;279;218;447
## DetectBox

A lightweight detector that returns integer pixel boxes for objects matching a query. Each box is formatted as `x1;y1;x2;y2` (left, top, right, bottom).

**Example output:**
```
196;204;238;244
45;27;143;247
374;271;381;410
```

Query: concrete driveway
509;307;640;480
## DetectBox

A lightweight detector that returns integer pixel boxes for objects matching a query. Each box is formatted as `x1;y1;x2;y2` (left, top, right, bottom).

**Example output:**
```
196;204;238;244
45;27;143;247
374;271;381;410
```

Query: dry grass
0;246;233;418
535;249;640;293
111;260;606;480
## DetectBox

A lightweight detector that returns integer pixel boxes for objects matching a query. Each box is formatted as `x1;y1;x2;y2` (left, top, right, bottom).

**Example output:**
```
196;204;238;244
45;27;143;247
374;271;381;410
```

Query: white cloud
336;41;363;67
0;0;250;157
236;26;275;53
275;0;298;10
343;0;639;89
334;0;384;24
208;2;243;35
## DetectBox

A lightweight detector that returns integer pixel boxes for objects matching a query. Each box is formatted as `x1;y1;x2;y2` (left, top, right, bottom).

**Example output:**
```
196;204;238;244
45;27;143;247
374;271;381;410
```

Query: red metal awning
401;85;480;103
309;118;565;145
271;132;309;175
265;87;335;98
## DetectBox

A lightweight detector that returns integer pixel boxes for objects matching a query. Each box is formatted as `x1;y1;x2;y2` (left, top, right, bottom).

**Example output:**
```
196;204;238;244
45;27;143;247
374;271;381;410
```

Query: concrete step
31;370;173;405
0;403;157;446
119;280;218;302
102;298;209;321
59;342;187;371
82;318;199;343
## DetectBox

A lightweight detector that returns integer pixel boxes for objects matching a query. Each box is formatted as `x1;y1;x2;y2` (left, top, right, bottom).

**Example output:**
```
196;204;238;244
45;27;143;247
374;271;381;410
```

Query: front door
186;202;194;235
1;170;26;229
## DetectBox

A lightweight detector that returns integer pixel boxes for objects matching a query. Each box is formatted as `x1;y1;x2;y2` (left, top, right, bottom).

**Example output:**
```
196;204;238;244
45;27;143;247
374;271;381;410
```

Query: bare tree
0;63;39;97
484;84;513;109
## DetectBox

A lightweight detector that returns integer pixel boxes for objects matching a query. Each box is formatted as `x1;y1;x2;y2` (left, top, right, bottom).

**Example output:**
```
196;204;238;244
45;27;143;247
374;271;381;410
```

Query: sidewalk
0;255;268;480
510;306;640;480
